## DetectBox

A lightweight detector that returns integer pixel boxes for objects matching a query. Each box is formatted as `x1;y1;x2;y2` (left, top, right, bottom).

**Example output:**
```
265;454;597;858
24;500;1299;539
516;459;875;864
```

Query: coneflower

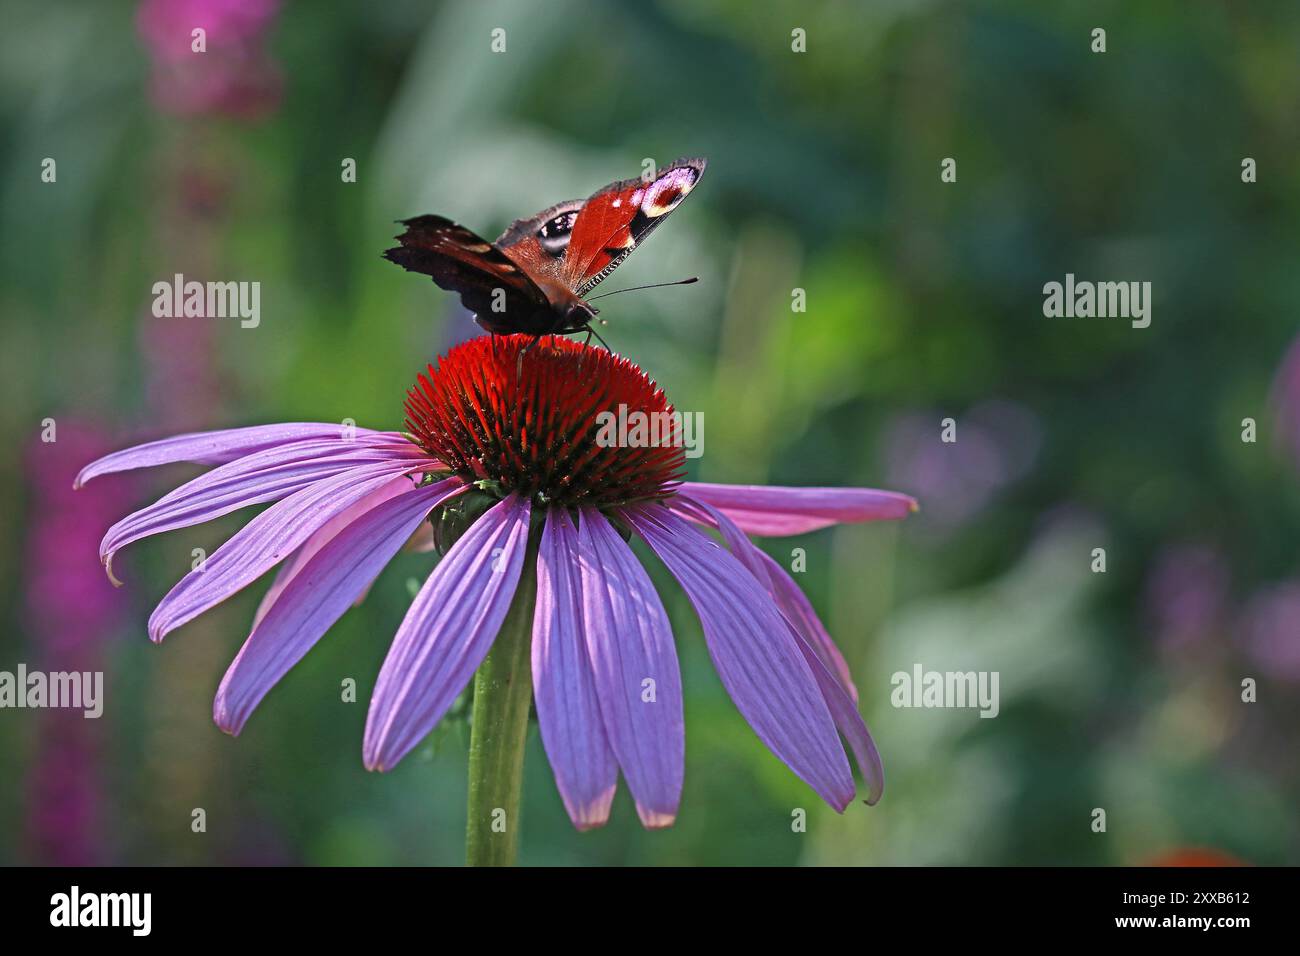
79;335;916;863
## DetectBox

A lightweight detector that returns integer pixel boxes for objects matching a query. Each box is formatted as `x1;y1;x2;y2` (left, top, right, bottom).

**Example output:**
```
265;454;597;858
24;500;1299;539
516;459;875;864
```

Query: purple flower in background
136;0;282;119
78;336;916;830
25;421;129;865
1143;543;1230;658
882;400;1040;535
1238;582;1300;683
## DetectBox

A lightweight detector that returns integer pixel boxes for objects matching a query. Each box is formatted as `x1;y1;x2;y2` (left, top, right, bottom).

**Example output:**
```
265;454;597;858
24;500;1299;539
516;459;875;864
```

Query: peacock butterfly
383;157;706;339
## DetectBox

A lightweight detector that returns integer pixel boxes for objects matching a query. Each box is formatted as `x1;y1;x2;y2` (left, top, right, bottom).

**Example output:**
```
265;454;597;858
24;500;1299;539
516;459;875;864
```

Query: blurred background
1;0;1298;866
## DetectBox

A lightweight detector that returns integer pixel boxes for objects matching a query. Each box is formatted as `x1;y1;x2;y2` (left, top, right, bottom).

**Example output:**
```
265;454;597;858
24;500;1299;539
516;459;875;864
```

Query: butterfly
383;157;706;339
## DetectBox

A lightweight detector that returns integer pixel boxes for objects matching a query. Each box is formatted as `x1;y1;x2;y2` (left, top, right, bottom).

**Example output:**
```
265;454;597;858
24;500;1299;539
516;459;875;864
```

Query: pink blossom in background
23;422;130;865
140;310;224;431
1238;581;1300;683
136;0;282;119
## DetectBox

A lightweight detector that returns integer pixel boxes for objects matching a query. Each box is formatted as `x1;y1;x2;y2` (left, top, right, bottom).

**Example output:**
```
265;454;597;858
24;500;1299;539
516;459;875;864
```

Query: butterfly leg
572;327;591;373
512;332;553;377
583;323;612;353
516;333;547;377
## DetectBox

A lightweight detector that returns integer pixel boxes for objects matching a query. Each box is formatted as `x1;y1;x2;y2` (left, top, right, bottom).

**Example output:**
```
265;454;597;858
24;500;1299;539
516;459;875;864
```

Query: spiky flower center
405;335;686;508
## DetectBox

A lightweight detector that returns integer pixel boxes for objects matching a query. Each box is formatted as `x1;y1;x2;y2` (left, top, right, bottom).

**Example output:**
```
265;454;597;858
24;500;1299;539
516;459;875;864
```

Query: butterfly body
384;157;706;338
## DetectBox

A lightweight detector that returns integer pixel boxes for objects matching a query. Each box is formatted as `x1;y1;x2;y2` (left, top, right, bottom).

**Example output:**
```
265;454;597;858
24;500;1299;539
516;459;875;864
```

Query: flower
882;400;1040;536
1146;847;1245;867
79;335;916;829
1143;542;1229;659
26;421;129;865
136;0;282;119
1237;580;1300;683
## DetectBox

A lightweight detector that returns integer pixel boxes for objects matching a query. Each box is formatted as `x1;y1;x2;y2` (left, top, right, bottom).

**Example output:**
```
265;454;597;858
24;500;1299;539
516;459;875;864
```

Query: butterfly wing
383;215;554;333
497;200;585;260
560;157;706;296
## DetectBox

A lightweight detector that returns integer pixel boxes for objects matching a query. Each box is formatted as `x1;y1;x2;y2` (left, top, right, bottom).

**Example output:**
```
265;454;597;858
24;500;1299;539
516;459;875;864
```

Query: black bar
0;865;1281;941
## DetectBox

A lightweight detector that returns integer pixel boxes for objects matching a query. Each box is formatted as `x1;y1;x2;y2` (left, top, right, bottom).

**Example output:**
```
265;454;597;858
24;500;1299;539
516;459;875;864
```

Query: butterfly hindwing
561;157;706;295
383;215;553;332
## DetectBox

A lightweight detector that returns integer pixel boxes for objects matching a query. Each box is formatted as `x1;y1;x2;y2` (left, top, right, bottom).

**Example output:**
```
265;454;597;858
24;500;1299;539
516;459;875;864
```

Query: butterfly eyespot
539;212;578;238
537;211;578;257
642;170;696;218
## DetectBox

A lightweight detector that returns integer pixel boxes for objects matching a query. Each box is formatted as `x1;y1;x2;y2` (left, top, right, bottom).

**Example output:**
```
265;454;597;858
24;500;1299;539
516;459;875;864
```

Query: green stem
465;542;538;867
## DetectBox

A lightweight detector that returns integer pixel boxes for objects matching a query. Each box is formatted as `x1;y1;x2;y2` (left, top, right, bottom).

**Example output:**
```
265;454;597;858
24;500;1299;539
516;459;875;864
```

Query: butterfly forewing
562;157;706;295
497;200;584;259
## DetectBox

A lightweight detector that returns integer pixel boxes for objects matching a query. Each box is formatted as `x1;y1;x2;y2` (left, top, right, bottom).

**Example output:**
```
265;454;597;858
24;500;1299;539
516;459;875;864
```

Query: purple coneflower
79;335;915;850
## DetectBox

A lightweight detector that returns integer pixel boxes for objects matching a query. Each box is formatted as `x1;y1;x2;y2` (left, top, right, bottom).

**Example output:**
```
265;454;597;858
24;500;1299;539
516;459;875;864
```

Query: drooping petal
790;631;884;805
531;509;618;830
678;481;917;537
150;461;423;642
673;495;857;700
576;507;684;829
673;496;879;797
364;494;531;771
213;477;462;735
623;503;854;811
98;438;427;582
250;475;436;628
75;423;406;488
752;549;858;700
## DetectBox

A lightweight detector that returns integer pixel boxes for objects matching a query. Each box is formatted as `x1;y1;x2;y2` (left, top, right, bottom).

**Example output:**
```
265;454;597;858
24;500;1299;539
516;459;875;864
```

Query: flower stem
465;540;537;867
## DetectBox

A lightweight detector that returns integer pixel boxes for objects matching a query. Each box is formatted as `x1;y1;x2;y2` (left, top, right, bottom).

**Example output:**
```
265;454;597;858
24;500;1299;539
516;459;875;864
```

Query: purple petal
791;631;885;805
752;549;858;700
150;461;423;642
364;494;531;771
532;509;618;830
99;438;427;582
678;481;917;537
673;496;878;797
577;507;684;829
213;477;462;735
673;495;858;700
75;423;407;488
251;476;432;628
623;503;854;811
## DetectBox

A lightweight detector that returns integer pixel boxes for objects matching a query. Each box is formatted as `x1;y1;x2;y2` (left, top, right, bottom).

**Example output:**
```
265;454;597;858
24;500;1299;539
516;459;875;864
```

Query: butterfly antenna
585;277;698;301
